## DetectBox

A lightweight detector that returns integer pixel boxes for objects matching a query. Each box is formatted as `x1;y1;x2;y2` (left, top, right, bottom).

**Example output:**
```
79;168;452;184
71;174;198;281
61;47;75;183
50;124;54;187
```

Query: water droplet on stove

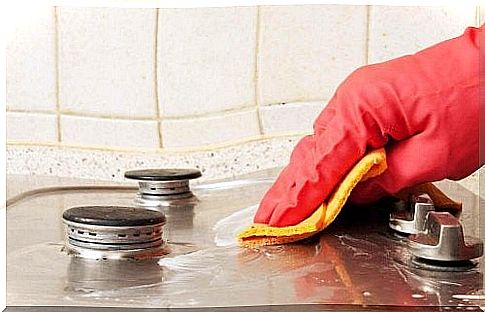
362;291;371;297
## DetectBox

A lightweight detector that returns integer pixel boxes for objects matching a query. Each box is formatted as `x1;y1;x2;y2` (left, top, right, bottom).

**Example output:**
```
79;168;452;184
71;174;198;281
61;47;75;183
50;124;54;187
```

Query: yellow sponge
238;148;387;247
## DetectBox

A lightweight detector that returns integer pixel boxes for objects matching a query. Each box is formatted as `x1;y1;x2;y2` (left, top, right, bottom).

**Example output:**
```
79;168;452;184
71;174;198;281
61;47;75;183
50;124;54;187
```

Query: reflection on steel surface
6;170;484;309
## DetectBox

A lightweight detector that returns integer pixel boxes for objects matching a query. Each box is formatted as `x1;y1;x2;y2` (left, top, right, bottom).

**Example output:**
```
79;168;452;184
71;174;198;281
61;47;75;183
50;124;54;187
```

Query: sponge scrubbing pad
238;148;387;247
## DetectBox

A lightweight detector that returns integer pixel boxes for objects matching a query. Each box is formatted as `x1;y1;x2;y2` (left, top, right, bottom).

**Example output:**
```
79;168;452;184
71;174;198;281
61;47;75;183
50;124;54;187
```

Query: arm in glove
255;27;481;227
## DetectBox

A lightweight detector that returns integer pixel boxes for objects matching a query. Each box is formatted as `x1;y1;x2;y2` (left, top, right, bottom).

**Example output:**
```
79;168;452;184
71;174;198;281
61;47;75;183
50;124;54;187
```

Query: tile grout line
7;99;330;121
153;8;163;149
54;6;62;143
254;6;264;135
476;6;481;26
164;106;258;120
57;106;260;121
364;5;371;65
6;131;307;154
59;110;156;120
7;108;58;115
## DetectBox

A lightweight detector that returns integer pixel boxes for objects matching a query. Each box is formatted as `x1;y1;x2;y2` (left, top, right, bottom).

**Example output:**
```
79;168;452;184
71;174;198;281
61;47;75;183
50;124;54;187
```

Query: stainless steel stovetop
5;169;485;311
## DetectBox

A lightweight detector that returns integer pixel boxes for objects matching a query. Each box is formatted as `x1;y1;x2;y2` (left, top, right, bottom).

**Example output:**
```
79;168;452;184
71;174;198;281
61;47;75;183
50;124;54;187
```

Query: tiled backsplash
6;4;481;181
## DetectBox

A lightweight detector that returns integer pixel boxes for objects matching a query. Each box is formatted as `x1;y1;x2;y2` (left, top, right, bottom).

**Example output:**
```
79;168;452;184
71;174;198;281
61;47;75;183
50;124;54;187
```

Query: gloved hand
255;27;481;227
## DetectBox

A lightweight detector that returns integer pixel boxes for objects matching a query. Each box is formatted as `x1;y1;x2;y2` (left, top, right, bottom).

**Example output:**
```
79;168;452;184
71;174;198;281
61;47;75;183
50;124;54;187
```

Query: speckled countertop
6;135;482;203
6;136;300;183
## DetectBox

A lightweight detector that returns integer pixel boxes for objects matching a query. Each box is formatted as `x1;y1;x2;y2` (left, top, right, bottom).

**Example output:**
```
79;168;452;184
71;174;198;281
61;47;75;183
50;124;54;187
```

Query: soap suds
212;205;258;247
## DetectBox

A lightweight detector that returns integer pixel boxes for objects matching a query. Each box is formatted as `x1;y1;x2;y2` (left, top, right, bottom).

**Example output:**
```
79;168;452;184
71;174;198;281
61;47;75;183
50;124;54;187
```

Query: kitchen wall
6;4;481;182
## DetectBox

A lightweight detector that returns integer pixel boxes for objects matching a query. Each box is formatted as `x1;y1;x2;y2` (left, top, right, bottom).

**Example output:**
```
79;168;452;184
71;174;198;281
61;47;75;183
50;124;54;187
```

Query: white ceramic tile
258;5;367;106
161;109;260;148
7;112;58;142
480;6;484;25
58;7;157;117
61;115;159;149
158;7;257;117
368;5;478;64
6;6;56;111
261;101;325;135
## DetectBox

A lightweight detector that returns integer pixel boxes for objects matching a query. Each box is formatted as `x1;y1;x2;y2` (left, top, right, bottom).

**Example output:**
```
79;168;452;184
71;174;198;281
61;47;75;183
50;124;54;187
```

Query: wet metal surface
6;170;484;309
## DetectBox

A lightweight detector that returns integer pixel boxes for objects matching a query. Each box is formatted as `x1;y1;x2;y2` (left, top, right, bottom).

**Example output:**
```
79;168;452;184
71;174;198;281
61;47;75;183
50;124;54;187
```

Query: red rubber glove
255;26;481;227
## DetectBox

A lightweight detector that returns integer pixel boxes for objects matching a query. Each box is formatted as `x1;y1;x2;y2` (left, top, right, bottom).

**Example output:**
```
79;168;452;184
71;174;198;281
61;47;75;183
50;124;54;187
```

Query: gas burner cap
63;206;167;260
124;168;202;181
124;168;202;206
63;206;165;226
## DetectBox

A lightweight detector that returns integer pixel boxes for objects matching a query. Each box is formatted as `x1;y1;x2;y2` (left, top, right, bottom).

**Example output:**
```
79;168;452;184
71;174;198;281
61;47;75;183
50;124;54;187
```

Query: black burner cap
63;206;166;226
124;168;202;181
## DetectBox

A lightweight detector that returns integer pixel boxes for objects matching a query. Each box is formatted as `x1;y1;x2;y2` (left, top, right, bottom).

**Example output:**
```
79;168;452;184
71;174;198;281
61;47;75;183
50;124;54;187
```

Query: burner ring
410;256;478;272
67;236;163;250
64;220;164;245
138;180;191;196
62;206;166;259
124;168;202;204
124;168;202;181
